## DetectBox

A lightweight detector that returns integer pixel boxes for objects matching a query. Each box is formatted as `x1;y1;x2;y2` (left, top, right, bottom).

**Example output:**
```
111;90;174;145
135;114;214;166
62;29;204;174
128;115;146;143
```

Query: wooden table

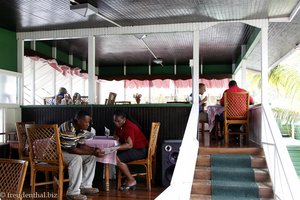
86;136;118;191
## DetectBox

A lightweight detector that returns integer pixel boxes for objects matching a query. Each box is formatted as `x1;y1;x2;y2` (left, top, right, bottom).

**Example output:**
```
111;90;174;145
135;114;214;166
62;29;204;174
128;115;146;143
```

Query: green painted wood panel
127;66;148;75
36;41;52;57
287;145;300;177
73;57;82;68
0;28;17;72
57;49;69;64
203;64;232;74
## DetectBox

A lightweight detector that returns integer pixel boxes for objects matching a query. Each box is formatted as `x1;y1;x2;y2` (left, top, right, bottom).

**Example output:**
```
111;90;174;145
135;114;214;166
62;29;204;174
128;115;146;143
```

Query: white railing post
192;30;199;108
262;104;300;200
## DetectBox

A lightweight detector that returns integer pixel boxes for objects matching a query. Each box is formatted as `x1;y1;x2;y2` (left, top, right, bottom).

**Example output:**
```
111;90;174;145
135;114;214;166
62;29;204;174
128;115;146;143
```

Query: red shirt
220;85;254;105
116;119;148;149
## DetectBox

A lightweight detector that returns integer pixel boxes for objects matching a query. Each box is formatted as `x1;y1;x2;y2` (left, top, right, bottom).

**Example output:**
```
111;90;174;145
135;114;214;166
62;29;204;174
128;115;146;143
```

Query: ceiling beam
17;19;267;41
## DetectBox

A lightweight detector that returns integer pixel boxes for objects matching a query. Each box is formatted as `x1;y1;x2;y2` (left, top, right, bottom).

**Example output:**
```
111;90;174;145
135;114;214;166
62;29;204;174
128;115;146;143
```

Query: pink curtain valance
27;56;83;77
125;79;229;89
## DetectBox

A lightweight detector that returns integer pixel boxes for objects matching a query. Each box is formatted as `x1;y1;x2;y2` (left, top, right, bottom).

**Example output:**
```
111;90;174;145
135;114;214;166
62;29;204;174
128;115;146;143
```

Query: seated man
59;110;104;200
220;80;254;105
189;83;208;122
217;80;254;138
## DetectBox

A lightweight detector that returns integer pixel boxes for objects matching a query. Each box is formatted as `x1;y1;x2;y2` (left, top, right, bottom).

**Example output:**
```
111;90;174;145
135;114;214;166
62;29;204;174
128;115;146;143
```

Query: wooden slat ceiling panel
246;11;300;71
49;23;254;67
1;0;299;73
0;0;297;31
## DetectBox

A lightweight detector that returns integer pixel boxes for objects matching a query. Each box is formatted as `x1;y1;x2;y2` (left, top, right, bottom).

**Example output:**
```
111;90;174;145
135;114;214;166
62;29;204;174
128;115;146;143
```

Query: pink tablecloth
207;105;224;132
86;136;118;165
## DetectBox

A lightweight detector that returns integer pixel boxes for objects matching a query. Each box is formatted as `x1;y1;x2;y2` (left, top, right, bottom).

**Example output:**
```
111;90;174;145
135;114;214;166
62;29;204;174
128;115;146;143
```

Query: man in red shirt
217;80;254;140
220;80;254;105
113;110;148;191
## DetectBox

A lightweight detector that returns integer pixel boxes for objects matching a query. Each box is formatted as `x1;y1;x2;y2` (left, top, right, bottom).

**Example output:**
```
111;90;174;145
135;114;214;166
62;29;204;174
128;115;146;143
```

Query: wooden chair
117;122;161;191
15;122;35;160
224;92;250;145
26;124;68;200
44;96;54;105
105;92;117;105
0;159;28;200
80;96;89;104
4;131;19;159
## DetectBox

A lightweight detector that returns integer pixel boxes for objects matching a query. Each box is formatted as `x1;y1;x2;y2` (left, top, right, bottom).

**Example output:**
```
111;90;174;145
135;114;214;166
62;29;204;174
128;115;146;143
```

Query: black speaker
161;140;182;187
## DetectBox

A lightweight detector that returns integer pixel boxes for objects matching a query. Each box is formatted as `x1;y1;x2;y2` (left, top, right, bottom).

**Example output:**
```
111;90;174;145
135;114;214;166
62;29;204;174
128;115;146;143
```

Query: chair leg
146;165;151;191
117;169;122;190
58;170;64;200
245;124;249;145
225;123;229;145
31;170;36;194
53;172;58;192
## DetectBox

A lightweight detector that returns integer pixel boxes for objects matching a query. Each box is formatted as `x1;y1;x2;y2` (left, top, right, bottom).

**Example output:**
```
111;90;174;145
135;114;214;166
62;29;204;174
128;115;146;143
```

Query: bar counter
21;103;191;184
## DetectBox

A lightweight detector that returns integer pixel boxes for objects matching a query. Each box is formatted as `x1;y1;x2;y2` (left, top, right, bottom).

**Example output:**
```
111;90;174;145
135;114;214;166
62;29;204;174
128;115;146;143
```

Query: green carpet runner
211;154;259;200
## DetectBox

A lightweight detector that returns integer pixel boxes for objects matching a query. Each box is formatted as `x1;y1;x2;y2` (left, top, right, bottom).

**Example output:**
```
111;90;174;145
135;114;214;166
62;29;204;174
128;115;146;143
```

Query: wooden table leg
105;163;110;191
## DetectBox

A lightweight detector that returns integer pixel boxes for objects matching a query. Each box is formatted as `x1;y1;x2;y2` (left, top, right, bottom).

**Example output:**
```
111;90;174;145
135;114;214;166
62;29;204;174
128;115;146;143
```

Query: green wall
0;28;17;72
24;41;83;69
36;41;52;57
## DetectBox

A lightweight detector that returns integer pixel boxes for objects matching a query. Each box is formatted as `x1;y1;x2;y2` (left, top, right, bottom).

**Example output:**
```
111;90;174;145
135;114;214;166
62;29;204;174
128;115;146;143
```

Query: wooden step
194;167;270;182
199;147;263;156
191;180;273;198
190;194;211;200
196;155;267;168
190;194;274;200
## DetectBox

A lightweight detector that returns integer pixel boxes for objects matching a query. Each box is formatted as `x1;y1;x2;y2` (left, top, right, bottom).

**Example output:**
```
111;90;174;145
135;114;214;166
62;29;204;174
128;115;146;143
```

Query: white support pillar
69;53;74;94
17;39;24;105
241;45;247;88
30;41;36;50
31;41;36;105
261;25;268;106
52;46;57;96
69;53;73;65
232;63;236;79
149;80;151;103
192;30;200;105
82;60;87;71
88;36;96;104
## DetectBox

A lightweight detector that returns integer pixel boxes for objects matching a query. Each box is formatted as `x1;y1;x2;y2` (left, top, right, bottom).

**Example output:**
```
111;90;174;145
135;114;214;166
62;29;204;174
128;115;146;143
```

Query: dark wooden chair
80;96;89;104
15;122;35;160
43;96;54;105
105;92;117;105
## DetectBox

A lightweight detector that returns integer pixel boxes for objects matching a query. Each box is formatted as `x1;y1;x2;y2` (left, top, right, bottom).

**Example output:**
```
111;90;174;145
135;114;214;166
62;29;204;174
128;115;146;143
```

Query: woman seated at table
113;110;148;191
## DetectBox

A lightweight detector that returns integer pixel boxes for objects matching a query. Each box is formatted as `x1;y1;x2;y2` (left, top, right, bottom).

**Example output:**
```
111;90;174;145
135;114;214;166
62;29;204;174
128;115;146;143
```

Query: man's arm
200;96;207;106
65;144;104;157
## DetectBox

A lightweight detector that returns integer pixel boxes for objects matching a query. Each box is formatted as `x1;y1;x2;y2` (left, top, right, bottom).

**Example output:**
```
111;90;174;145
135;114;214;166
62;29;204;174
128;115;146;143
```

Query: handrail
156;104;199;200
262;104;300;200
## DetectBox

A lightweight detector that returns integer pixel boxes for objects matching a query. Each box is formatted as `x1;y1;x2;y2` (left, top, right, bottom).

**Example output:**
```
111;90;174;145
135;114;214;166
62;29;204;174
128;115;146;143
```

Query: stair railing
262;104;300;200
155;104;199;200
